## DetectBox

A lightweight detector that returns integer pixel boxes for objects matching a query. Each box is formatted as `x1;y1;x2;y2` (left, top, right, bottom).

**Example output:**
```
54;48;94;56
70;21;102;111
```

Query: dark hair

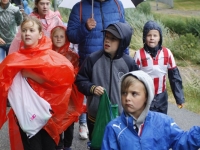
33;0;51;14
20;15;42;32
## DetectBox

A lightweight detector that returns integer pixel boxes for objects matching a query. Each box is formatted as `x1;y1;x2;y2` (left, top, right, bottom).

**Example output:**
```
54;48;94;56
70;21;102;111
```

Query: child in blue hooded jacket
102;70;200;150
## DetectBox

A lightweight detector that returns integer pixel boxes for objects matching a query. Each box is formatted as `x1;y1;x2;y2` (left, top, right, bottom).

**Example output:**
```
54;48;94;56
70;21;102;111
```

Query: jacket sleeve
15;9;23;26
66;3;90;44
101;124;120;150
75;56;94;96
122;54;139;71
170;124;200;149
168;67;185;104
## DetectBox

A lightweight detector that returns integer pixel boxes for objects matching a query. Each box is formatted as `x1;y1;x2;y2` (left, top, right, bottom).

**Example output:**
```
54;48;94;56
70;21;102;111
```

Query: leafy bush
136;1;151;15
153;13;200;37
168;33;200;64
185;18;200;37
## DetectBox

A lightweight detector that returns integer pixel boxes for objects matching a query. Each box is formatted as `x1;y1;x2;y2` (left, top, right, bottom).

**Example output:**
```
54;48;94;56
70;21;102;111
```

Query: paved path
1;103;200;150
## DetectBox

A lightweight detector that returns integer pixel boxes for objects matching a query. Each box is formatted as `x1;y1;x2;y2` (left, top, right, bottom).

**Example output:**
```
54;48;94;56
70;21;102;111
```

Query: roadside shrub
136;1;151;15
153;13;200;37
185;18;200;37
168;33;200;64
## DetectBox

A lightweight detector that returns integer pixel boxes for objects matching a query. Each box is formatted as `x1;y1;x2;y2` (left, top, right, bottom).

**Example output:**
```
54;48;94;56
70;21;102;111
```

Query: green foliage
136;1;151;15
153;13;200;37
185;18;200;37
58;8;71;22
168;33;200;64
173;0;200;11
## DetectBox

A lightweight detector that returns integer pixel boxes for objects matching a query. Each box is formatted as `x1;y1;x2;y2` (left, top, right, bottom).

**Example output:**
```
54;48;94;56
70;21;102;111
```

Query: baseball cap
102;25;121;39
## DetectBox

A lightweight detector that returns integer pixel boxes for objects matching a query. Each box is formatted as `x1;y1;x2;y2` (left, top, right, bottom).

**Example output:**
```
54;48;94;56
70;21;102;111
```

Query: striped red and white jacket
134;47;176;95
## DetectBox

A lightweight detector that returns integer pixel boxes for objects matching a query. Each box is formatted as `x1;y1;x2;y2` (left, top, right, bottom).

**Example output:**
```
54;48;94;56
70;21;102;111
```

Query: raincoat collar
19;34;52;53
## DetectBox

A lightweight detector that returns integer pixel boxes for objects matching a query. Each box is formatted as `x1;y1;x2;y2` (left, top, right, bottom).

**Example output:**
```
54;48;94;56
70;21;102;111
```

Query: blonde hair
20;16;42;32
121;75;147;97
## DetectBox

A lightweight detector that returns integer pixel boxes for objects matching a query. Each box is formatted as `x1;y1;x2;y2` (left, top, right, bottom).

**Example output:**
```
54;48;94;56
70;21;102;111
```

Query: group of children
0;13;200;150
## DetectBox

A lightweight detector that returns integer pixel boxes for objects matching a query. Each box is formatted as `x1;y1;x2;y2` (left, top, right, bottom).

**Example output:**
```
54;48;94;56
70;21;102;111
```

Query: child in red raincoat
51;26;84;150
0;16;75;150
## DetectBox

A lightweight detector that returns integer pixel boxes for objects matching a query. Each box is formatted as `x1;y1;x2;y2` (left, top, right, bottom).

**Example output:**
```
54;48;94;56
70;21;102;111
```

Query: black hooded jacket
75;22;139;118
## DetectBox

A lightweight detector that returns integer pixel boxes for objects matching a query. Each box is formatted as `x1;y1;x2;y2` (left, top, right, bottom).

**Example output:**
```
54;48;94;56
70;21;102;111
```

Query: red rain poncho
0;35;75;148
51;25;84;128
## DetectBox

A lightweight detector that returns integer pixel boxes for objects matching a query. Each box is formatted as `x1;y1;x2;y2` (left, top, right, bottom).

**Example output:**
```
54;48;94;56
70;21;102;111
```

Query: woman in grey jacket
0;0;22;62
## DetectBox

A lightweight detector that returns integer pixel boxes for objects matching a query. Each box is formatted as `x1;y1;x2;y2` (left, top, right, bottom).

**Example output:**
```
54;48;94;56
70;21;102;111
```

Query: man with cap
75;22;139;150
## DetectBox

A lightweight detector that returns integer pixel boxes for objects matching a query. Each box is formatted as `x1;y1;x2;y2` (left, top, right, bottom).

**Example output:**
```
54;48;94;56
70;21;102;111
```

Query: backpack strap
114;0;122;18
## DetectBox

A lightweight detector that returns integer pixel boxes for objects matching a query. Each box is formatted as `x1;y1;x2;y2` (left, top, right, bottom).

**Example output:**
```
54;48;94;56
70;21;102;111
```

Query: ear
38;32;42;39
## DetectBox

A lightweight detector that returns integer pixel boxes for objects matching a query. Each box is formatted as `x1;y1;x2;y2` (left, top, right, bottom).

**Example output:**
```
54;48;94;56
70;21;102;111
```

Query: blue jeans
0;44;10;62
79;96;87;124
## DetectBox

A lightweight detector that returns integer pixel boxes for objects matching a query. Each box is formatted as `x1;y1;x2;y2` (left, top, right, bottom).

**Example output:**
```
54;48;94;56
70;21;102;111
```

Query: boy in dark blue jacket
75;22;139;149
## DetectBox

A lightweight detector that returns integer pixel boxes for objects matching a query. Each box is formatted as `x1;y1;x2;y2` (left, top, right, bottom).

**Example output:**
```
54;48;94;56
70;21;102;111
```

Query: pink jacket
9;10;63;54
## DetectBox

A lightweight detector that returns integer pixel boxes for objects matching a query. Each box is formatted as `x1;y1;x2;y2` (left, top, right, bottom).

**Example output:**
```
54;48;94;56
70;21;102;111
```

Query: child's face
121;79;147;119
52;29;66;48
104;32;120;58
145;30;160;48
21;21;42;48
36;0;50;18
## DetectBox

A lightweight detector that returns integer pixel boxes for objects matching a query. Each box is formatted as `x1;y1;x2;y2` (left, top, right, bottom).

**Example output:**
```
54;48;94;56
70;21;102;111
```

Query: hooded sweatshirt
22;0;32;15
102;70;200;150
75;22;139;119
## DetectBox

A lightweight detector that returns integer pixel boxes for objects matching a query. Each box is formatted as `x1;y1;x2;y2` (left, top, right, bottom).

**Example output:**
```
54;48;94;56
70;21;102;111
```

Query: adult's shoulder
8;3;20;12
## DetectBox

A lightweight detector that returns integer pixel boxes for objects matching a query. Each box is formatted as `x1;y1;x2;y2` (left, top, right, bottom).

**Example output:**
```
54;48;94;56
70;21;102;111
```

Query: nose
125;93;131;102
25;30;30;35
105;36;109;42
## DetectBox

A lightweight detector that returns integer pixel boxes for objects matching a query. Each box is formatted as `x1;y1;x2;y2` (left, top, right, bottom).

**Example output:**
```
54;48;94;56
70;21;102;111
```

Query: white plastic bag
8;72;52;138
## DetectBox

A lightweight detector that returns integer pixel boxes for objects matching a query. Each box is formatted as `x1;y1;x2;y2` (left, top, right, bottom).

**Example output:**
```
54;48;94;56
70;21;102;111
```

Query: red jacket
0;35;75;149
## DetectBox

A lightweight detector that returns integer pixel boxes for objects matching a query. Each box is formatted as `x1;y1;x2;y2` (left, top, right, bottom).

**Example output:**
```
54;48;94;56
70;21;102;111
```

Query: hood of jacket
103;22;133;59
23;0;28;7
143;20;162;49
119;70;154;127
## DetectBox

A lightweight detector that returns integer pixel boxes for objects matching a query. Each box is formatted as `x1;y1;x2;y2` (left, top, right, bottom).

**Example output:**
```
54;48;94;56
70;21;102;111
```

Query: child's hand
0;38;6;45
21;69;33;78
21;69;45;84
177;104;183;109
93;86;104;96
